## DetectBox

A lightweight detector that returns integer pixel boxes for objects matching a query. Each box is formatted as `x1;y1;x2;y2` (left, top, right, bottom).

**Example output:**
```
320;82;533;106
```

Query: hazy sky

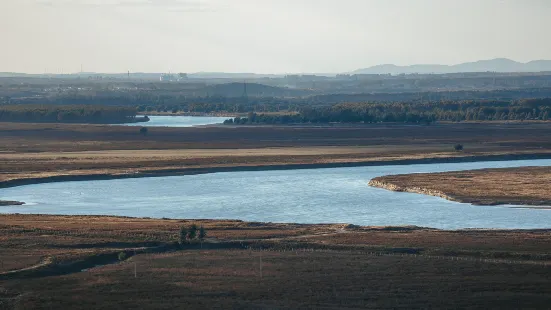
2;0;550;73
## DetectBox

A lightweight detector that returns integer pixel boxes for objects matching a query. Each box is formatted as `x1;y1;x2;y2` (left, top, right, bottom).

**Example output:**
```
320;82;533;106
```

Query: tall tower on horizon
242;80;248;98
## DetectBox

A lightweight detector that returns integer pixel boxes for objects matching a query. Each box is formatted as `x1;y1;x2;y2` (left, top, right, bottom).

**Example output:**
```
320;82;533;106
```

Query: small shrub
118;252;127;261
188;224;198;240
199;225;207;240
454;144;464;152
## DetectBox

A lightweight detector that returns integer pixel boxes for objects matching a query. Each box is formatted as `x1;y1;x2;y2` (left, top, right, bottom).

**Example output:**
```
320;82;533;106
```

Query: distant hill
352;58;551;75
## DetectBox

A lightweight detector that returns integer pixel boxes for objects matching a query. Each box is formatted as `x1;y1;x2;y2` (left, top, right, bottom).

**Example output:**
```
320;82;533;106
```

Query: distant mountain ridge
2;58;551;79
352;58;551;75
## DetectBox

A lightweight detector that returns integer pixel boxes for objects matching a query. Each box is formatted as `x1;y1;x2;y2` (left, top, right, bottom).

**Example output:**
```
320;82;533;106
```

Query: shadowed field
3;122;551;152
0;215;550;309
370;166;551;207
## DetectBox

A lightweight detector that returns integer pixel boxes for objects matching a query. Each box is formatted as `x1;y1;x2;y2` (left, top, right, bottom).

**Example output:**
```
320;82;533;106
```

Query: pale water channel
1;159;551;229
123;115;228;127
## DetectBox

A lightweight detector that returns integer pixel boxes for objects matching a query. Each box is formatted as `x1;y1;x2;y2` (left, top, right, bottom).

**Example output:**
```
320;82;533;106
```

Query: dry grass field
370;166;551;207
2;122;551;189
3;122;551;152
0;215;550;309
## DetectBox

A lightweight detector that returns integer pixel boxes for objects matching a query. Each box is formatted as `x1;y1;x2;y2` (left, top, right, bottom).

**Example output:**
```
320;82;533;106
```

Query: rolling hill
353;58;551;75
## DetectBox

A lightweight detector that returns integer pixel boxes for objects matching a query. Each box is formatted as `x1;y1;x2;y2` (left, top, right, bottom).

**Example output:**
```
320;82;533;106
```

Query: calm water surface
123;116;228;127
1;159;551;229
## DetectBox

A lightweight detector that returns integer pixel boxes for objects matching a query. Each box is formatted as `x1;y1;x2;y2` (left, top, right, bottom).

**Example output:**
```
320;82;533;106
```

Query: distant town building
160;73;188;82
160;74;176;82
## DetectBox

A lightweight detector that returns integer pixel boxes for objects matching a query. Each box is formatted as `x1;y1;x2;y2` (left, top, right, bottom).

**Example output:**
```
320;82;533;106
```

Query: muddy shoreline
369;179;459;201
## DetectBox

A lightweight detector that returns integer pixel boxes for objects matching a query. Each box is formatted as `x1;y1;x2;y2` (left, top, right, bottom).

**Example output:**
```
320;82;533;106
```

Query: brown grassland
2;122;551;188
370;166;551;207
0;215;550;309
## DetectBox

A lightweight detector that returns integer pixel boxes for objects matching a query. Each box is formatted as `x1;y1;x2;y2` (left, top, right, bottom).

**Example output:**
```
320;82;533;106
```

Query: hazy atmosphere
2;0;550;73
3;1;551;308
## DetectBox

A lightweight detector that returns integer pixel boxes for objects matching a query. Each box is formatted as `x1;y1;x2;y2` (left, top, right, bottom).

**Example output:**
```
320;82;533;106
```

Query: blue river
1;159;550;229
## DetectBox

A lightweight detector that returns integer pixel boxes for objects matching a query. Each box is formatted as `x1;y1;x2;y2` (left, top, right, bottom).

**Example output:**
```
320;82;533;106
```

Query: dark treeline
6;95;299;113
224;98;551;125
0;104;141;124
7;87;551;115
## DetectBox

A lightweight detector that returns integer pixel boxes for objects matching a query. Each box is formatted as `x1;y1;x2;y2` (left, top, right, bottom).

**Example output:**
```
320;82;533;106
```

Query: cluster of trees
11;87;551;116
124;88;551;115
0;104;140;124
134;97;306;114
225;113;304;125
224;98;551;125
12;94;302;114
178;224;206;245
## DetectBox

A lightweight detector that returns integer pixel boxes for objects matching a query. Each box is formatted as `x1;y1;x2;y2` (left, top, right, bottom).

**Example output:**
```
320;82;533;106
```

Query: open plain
1;215;550;309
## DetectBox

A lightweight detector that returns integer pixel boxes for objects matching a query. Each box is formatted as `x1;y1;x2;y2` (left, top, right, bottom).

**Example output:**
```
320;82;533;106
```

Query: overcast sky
1;0;550;73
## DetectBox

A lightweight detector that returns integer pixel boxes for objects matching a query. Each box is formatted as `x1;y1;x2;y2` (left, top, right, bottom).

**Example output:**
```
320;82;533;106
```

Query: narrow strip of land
370;166;551;207
0;200;24;206
2;147;551;190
